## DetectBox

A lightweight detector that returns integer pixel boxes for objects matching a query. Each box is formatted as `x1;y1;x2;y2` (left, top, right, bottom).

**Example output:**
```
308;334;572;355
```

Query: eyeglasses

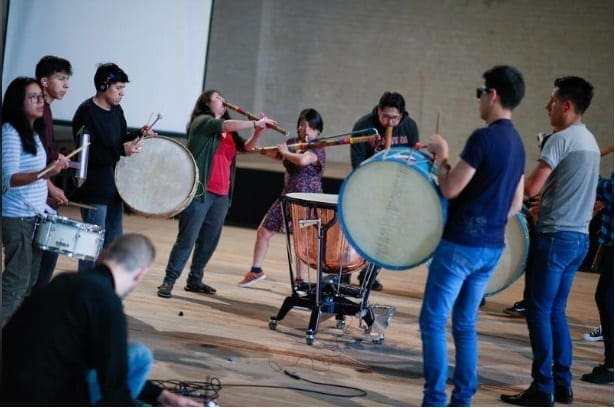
26;93;44;103
476;87;491;99
379;112;402;121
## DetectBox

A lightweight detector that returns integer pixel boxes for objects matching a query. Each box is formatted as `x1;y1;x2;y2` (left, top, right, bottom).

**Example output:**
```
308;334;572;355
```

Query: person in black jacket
347;91;420;290
2;233;199;406
72;62;155;272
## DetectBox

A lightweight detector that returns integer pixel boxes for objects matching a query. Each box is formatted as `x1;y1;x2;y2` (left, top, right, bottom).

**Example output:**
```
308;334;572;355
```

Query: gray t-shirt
537;123;599;233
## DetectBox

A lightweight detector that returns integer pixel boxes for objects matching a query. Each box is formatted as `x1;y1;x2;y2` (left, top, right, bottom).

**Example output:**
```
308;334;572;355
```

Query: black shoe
157;282;173;298
358;273;383;291
185;282;217;295
500;387;554;406
581;364;614;384
503;299;526;318
554;385;573;404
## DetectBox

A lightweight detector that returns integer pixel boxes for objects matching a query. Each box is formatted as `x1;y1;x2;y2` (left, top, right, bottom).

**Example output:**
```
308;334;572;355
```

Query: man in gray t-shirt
501;76;600;406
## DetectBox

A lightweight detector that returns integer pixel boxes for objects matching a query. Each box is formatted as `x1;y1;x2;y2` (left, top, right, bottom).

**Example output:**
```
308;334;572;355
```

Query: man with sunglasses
420;65;525;406
348;91;420;290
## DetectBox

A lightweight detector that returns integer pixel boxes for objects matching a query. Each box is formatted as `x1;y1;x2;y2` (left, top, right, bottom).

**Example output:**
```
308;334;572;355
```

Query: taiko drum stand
268;205;376;346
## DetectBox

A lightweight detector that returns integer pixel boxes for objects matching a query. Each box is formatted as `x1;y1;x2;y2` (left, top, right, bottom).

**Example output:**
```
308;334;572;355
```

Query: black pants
595;245;613;367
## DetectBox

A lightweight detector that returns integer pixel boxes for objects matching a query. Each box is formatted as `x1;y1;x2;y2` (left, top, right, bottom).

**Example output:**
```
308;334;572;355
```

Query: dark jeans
78;198;123;272
32;249;60;291
525;231;589;393
595;245;613;367
163;193;229;285
2;216;41;326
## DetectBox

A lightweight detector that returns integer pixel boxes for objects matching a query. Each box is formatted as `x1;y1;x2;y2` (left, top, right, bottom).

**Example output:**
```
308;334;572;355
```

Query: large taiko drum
115;136;198;217
34;215;104;261
484;211;530;297
286;192;366;274
338;147;448;270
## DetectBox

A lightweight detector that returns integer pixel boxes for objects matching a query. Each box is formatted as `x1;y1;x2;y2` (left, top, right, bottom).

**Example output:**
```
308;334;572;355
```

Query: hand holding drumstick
124;113;162;155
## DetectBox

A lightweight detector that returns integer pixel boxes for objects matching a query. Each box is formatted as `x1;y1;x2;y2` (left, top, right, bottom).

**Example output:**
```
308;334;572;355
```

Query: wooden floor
54;207;613;406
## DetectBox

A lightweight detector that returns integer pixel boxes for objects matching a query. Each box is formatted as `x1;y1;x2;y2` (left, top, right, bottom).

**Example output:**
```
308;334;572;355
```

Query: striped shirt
2;123;48;217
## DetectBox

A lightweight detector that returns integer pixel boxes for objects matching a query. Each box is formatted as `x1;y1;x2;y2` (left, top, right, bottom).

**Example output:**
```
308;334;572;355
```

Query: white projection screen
2;0;213;135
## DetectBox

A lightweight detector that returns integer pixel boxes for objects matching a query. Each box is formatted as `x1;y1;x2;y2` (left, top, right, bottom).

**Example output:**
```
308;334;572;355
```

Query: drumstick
65;201;97;210
435;111;441;134
37;143;90;179
384;126;393;150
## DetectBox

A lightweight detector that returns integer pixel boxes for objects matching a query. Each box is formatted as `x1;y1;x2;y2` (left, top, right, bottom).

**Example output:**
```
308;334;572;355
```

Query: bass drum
115;136;198;217
484;211;530;297
338;147;447;270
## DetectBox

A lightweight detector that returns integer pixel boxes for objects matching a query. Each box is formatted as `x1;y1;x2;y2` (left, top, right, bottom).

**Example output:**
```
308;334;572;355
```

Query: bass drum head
484;212;529;297
339;158;445;270
115;136;198;217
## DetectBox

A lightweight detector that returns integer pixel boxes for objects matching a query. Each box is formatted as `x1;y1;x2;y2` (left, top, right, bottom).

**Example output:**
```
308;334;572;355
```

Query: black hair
378;92;406;113
1;77;45;155
94;63;129;92
482;65;525;109
188;89;230;131
553;76;594;114
35;55;73;80
296;108;324;135
104;234;156;273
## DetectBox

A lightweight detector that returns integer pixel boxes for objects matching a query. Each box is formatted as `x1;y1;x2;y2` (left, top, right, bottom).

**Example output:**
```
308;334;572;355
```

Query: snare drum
483;211;530;297
115;136;198;217
286;192;366;274
34;215;104;261
338;147;448;270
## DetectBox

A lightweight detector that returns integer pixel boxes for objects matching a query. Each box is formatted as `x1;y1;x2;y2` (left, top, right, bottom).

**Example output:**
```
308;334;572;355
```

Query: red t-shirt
207;131;237;195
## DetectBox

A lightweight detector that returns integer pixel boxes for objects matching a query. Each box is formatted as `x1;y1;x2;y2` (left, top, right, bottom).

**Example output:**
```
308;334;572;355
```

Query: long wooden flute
249;133;380;154
223;101;289;136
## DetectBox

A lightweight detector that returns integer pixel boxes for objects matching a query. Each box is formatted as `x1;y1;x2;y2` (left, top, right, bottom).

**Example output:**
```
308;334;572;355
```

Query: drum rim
284;192;338;208
114;136;198;218
337;148;447;270
483;211;530;297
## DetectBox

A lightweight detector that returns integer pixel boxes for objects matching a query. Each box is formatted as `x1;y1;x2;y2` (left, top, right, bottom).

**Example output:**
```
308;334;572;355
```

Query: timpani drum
338;147;448;270
34;215;104;261
286;192;366;274
115;136;198;217
484;211;530;297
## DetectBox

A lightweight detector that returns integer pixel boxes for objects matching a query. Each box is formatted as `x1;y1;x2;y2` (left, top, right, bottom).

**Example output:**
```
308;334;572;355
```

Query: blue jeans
86;342;153;402
164;193;230;284
78;198;123;272
419;240;503;406
525;231;589;393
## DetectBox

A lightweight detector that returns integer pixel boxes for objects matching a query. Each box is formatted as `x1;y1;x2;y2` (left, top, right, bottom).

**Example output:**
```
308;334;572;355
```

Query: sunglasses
476;87;492;99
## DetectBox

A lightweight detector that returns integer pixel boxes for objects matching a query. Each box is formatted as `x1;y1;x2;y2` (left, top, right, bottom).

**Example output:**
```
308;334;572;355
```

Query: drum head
339;157;446;270
115;137;198;217
484;212;529;297
286;192;337;208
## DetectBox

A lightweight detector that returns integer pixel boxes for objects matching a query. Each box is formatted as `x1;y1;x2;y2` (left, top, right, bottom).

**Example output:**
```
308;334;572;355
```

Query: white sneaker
584;326;603;342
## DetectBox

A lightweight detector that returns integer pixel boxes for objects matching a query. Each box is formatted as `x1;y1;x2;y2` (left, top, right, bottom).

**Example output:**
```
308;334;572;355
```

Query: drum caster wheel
306;330;315;346
268;318;277;330
336;319;345;330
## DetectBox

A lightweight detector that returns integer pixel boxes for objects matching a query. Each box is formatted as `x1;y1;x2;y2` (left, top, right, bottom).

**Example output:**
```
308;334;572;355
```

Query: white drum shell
34;215;104;261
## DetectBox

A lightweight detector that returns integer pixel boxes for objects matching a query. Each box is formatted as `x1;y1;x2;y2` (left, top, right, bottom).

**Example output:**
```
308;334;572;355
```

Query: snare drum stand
269;211;375;346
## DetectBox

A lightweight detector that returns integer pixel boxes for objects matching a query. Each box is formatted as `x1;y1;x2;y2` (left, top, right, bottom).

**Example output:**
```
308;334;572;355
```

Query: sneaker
581;364;614;384
157;281;173;298
237;271;266;288
503;299;526;318
184;281;217;294
584;326;603;342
